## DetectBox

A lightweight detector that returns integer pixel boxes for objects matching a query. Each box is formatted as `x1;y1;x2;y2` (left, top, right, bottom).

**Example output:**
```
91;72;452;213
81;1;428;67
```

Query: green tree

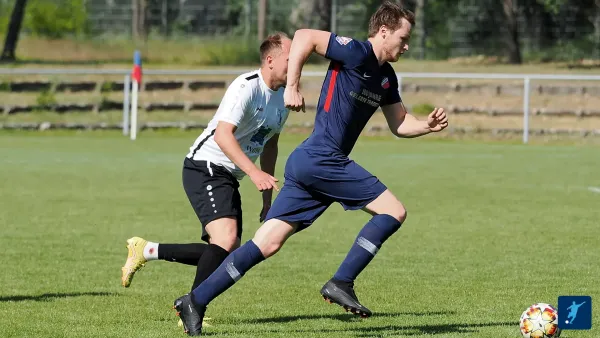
537;0;566;13
1;0;28;62
24;0;88;39
503;0;522;64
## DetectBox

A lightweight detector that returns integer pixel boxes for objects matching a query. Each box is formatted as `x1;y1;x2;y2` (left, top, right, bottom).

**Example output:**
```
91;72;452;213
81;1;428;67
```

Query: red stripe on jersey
324;63;341;112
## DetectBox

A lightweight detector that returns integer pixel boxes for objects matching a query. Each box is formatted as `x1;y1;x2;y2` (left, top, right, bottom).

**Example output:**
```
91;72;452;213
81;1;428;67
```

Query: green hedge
0;0;89;38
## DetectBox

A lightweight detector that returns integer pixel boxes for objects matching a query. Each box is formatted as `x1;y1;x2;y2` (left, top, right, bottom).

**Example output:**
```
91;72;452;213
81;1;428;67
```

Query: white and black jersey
186;70;290;180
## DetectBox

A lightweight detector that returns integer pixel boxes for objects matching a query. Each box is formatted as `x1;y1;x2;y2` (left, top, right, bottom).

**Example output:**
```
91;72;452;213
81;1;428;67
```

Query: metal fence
3;67;600;143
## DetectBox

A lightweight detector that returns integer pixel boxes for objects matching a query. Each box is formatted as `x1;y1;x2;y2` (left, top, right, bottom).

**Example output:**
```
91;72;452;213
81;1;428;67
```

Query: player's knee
397;205;408;223
258;239;284;258
251;234;283;258
388;203;407;224
366;190;407;224
206;218;239;252
210;233;239;252
252;228;286;258
252;219;295;258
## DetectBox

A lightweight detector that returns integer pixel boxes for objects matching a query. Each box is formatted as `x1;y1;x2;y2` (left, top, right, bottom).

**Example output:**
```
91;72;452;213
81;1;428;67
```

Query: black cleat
173;294;206;336
320;279;372;318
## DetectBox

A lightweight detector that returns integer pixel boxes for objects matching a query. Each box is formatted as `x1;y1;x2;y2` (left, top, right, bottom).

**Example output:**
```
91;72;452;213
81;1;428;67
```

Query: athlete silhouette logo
566;301;586;324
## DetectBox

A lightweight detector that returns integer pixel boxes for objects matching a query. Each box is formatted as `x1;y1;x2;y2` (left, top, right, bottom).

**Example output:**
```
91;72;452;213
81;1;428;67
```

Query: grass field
1;131;599;337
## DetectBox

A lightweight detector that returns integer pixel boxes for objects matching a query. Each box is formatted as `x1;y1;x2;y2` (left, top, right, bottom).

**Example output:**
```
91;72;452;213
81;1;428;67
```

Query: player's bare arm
381;102;449;138
259;133;280;221
284;29;332;112
214;121;279;192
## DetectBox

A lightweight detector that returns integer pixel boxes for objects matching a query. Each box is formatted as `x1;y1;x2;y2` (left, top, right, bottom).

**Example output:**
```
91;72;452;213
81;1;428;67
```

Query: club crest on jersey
381;77;390;89
250;126;272;146
335;36;352;46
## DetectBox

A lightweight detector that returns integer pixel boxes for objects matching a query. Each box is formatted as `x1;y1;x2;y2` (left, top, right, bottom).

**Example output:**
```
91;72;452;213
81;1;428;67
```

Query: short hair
259;32;289;63
367;1;416;38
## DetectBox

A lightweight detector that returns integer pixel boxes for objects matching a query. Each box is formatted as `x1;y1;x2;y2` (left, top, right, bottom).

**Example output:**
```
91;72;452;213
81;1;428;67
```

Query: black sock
191;243;231;291
158;243;207;266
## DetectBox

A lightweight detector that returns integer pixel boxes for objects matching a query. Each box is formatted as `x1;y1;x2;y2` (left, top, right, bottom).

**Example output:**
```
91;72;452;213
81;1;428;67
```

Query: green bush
178;38;325;66
138;38;261;65
203;40;260;66
411;103;436;116
522;38;596;63
100;82;115;93
24;0;89;39
36;90;57;106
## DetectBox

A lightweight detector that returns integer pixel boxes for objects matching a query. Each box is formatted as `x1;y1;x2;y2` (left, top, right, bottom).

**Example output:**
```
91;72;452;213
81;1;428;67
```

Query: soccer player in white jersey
120;33;291;309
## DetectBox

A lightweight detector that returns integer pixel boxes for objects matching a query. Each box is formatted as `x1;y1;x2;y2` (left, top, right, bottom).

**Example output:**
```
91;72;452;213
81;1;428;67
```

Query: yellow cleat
178;318;213;328
121;237;148;287
203;317;213;327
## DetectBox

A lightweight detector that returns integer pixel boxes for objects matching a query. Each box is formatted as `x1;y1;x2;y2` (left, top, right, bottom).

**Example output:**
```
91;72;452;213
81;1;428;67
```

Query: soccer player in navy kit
174;2;449;335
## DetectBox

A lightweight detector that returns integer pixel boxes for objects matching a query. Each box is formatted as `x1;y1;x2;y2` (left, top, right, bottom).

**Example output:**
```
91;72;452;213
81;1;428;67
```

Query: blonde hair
259;32;290;63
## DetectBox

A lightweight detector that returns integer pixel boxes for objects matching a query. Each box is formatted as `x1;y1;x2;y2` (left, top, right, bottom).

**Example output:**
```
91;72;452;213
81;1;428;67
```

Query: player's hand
259;203;271;222
284;86;306;113
427;107;449;132
249;169;279;192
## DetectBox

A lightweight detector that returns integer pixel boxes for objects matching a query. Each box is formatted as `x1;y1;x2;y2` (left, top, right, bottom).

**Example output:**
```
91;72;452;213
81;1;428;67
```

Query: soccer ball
519;303;562;338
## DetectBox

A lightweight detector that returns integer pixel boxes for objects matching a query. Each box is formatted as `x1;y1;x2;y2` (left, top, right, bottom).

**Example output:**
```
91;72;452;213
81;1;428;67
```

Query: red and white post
130;51;142;140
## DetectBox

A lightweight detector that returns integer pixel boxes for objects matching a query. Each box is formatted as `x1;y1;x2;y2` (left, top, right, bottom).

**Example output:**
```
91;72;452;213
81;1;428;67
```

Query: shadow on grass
222;320;517;336
352;321;518;336
0;292;117;302
242;310;457;324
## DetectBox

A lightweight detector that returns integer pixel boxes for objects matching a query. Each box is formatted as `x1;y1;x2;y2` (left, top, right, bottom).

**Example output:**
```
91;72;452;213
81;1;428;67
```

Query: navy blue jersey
300;33;402;156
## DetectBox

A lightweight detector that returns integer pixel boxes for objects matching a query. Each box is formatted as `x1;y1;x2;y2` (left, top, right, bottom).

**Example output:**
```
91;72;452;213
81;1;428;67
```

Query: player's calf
185;239;266;311
121;237;207;287
173;219;297;333
325;212;403;316
333;213;403;283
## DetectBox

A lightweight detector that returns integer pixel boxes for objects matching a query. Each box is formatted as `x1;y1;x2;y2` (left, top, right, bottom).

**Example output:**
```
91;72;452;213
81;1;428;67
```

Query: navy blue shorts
265;147;387;231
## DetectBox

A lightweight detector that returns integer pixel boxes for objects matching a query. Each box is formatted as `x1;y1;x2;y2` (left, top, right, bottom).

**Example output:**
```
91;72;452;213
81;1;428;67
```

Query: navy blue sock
333;214;402;283
191;240;265;307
